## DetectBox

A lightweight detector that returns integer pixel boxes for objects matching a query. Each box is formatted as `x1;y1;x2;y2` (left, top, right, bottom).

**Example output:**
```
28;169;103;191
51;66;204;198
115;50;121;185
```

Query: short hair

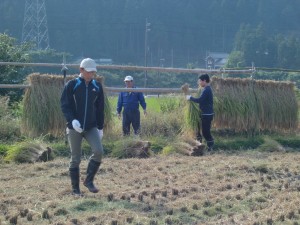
199;74;210;83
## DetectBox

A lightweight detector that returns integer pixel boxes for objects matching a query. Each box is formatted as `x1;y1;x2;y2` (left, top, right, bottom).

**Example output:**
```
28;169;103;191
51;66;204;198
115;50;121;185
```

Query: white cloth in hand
72;119;83;133
186;95;191;100
98;129;103;140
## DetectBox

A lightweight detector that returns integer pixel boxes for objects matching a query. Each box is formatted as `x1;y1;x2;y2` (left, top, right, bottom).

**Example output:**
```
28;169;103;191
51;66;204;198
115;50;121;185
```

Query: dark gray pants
201;114;214;147
122;109;140;135
67;127;103;168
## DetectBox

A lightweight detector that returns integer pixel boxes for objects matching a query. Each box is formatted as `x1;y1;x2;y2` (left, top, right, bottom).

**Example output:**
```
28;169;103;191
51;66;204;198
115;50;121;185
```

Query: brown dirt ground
1;152;300;225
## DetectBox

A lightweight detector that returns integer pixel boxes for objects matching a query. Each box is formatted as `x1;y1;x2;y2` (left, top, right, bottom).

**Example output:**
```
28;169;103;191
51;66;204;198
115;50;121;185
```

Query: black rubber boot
84;160;100;193
207;140;214;152
69;167;81;195
196;133;202;143
196;123;202;143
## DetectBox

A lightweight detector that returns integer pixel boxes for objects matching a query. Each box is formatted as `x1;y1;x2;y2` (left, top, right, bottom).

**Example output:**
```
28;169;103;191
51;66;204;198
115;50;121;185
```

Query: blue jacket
117;88;146;113
60;76;104;131
190;85;214;115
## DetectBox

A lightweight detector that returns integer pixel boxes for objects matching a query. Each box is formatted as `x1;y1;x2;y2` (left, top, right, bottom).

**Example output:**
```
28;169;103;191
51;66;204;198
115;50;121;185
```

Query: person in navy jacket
117;76;147;136
186;74;214;151
61;58;104;195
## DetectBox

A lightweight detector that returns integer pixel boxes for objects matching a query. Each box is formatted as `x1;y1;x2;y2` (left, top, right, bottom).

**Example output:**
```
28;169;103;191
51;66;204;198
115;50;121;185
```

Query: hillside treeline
1;0;300;68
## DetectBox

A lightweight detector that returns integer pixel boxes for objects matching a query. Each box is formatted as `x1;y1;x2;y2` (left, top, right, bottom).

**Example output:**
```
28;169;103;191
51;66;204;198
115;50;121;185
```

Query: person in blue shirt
186;74;214;151
117;76;147;136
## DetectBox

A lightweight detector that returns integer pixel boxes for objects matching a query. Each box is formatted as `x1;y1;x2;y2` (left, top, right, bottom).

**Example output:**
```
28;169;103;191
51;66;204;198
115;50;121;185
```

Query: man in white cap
117;75;147;136
61;58;104;195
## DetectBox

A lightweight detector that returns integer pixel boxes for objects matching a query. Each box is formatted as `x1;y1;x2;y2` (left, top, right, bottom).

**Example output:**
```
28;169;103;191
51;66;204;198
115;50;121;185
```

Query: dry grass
22;74;299;139
22;73;111;138
1;152;300;224
212;77;298;134
0;96;20;141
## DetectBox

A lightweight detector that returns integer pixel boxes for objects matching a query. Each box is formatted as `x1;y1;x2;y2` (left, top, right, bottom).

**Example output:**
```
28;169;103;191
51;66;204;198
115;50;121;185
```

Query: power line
144;18;151;88
0;61;254;75
22;0;49;50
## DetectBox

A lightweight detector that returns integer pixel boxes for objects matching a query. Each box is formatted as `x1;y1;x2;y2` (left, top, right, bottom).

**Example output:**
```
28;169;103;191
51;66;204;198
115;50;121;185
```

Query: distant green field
108;95;182;113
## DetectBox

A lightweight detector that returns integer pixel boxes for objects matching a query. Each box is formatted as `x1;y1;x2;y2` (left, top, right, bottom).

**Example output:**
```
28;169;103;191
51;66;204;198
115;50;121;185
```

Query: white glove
98;129;103;140
72;119;83;133
117;112;121;119
186;95;191;100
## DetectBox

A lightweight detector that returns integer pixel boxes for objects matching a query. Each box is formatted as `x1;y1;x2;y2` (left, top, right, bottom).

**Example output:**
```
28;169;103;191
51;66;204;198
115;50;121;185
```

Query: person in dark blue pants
186;74;214;151
117;76;147;136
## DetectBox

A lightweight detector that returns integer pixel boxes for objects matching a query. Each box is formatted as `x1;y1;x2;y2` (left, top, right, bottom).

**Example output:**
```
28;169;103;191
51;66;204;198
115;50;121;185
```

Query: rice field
1;151;300;225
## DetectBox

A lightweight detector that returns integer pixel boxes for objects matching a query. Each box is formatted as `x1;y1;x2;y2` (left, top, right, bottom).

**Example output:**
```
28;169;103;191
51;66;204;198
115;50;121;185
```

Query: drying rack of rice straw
1;61;298;137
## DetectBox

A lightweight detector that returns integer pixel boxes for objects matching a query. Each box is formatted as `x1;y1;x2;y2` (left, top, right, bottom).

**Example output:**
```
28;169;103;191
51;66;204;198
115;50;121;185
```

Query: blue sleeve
60;80;75;123
138;92;146;110
198;88;209;106
96;83;105;130
190;96;200;103
190;88;208;104
116;92;123;113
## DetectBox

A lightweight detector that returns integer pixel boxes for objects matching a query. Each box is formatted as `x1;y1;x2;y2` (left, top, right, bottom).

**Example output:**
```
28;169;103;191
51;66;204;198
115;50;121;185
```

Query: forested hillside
1;0;300;68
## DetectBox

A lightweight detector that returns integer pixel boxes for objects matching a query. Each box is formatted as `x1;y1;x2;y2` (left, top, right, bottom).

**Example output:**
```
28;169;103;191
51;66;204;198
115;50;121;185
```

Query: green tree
232;24;277;68
225;51;245;68
0;33;31;102
276;35;300;70
28;49;72;74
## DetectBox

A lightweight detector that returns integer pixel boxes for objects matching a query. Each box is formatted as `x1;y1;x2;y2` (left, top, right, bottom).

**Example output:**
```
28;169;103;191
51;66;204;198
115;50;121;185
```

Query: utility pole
144;18;151;89
62;53;68;145
171;49;174;68
158;58;165;87
22;0;50;50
